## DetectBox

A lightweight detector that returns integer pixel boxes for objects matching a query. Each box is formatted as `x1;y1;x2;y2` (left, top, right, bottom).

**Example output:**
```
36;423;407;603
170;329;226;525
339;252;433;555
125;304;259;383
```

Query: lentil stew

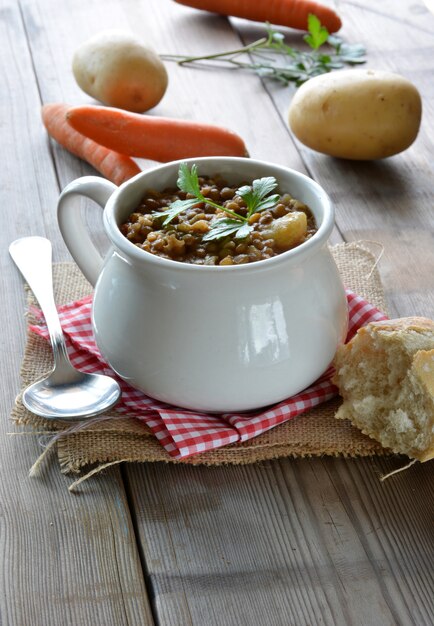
120;171;317;265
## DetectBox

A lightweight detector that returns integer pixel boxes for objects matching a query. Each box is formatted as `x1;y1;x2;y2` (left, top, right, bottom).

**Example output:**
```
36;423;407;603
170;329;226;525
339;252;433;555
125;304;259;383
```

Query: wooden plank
0;2;153;623
127;458;434;626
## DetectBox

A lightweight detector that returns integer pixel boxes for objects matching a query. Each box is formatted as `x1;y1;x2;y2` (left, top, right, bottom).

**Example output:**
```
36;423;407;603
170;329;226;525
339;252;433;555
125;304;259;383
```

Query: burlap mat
11;242;388;474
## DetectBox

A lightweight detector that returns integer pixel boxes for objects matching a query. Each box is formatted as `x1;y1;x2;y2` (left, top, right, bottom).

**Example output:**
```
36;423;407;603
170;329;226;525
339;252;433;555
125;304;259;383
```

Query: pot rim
103;157;334;273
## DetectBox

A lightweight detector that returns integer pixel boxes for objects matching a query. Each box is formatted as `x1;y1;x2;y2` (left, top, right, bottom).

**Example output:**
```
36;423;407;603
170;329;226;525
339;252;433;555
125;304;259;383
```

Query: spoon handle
9;237;74;374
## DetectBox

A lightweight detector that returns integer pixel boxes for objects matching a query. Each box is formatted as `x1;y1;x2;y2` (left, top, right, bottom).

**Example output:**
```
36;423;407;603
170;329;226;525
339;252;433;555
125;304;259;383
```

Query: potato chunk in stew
261;211;308;251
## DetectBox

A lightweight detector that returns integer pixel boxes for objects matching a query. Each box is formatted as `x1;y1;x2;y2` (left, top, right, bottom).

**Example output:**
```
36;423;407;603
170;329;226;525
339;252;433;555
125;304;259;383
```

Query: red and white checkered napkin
29;290;387;459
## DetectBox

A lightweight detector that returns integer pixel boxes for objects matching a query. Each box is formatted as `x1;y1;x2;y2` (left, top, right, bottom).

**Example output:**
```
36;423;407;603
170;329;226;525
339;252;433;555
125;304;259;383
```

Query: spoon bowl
10;236;121;421
22;372;121;420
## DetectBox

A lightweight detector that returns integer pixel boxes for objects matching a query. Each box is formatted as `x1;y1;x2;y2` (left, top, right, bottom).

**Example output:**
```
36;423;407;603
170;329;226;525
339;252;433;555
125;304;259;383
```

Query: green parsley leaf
237;176;279;216
252;176;278;199
177;162;202;198
253;194;280;212
234;222;255;240
202;218;252;242
304;14;329;50
154;198;200;226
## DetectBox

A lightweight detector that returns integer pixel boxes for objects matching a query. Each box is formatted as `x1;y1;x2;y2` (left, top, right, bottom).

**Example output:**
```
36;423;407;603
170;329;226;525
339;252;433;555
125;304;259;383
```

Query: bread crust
411;350;434;461
366;317;434;333
333;316;434;462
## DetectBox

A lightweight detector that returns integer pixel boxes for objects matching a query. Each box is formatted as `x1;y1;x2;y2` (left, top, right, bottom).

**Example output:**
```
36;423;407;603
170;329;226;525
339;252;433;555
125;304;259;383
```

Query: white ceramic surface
57;157;348;412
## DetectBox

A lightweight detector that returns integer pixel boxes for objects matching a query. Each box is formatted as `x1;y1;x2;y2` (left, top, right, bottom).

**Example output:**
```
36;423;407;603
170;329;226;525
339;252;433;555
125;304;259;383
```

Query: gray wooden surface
1;0;433;624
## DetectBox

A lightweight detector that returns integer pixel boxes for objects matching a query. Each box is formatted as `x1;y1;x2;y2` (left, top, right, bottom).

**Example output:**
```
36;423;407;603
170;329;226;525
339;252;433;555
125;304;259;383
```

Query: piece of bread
332;317;434;462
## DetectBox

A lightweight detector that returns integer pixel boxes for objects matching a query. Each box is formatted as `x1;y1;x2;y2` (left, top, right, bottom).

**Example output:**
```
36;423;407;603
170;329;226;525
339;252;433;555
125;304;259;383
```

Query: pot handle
57;176;117;286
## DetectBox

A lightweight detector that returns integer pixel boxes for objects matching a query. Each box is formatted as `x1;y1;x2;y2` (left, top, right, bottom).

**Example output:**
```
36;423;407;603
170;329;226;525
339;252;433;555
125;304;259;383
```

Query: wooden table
1;0;433;624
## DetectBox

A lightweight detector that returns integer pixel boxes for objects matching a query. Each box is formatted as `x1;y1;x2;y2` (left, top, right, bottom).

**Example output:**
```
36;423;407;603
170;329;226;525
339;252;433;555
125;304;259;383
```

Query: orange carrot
41;103;141;186
174;0;342;33
66;105;249;162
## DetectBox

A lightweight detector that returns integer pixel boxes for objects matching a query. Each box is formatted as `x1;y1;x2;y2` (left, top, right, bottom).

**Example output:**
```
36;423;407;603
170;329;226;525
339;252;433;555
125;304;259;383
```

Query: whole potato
288;69;422;160
72;30;168;113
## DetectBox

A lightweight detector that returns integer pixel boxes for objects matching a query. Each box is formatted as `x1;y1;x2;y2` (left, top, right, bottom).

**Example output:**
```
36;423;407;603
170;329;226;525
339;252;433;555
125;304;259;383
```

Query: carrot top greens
153;163;280;241
161;15;366;87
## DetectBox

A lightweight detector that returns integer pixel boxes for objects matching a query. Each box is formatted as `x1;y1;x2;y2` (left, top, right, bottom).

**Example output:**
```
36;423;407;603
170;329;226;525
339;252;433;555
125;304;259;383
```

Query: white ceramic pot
57;157;348;412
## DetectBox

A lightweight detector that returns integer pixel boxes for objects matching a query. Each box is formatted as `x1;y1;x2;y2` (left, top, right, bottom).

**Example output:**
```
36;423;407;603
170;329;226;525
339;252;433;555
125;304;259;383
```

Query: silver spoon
9;236;121;420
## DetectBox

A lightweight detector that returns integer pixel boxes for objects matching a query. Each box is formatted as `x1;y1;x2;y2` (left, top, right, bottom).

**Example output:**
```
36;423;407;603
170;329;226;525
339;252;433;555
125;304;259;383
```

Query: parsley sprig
160;15;366;87
153;163;280;241
155;163;247;226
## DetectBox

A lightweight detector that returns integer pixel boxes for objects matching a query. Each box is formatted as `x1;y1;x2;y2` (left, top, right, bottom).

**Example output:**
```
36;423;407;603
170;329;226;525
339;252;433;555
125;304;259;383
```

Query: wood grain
0;2;153;624
127;458;434;626
3;0;433;625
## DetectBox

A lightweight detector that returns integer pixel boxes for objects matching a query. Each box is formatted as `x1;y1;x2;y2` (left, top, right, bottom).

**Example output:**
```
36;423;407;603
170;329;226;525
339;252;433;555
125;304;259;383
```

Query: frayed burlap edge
10;242;389;476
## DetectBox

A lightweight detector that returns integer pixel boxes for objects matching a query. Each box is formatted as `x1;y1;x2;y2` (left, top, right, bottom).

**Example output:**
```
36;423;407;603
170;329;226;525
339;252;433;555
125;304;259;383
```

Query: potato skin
72;30;168;113
288;69;422;160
